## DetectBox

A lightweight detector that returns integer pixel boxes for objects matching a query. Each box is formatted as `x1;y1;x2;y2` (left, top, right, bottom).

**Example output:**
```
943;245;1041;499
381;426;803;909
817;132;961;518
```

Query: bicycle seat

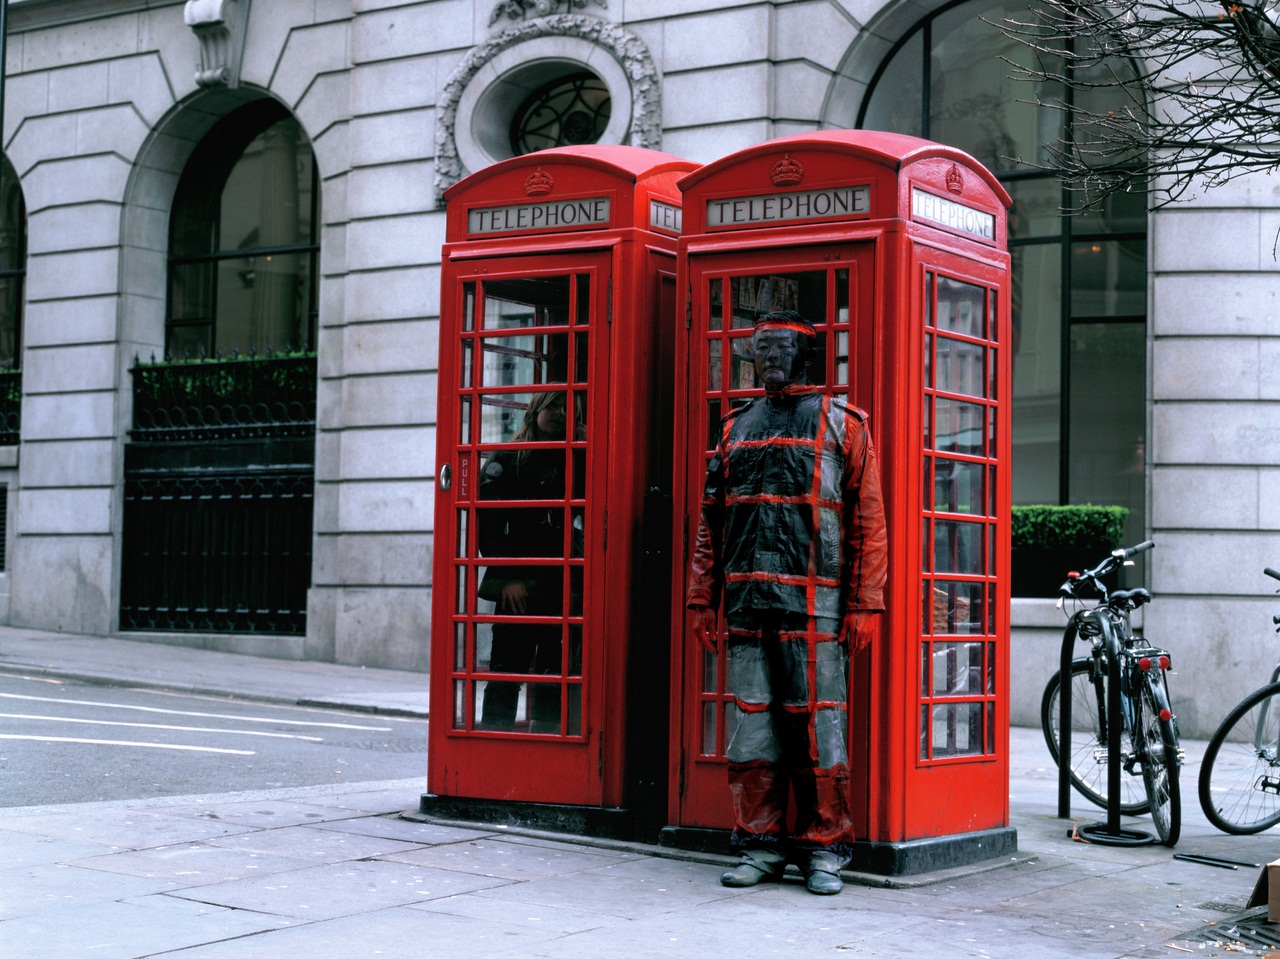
1108;587;1151;608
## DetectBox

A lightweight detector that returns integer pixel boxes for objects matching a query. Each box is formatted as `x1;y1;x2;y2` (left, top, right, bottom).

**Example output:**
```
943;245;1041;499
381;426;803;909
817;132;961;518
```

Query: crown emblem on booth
770;154;804;186
524;168;554;196
945;163;964;195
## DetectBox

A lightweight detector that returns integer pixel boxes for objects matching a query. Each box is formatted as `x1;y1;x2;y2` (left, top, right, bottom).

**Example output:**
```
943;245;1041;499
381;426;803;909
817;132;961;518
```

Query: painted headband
753;318;817;338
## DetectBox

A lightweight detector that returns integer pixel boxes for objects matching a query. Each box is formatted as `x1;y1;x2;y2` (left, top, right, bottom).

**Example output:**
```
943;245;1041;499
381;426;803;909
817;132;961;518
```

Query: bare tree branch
996;1;1280;211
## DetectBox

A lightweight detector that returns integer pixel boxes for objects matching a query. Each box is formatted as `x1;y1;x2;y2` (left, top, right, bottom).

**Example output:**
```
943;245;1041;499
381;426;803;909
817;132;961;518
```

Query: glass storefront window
860;0;1147;554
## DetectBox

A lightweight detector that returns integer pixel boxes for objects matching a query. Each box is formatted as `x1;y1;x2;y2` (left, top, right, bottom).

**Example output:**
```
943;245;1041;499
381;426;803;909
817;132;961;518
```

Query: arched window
167;100;320;357
0;156;25;369
0;156;26;446
860;0;1147;544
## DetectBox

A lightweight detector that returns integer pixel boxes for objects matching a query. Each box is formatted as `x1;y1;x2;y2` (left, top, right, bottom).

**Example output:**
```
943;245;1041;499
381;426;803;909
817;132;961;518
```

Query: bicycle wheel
1198;682;1280;834
1136;672;1181;846
1041;659;1150;814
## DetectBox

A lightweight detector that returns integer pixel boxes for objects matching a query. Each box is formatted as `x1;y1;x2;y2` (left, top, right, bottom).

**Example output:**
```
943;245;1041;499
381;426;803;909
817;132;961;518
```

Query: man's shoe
804;850;844;895
719;851;785;887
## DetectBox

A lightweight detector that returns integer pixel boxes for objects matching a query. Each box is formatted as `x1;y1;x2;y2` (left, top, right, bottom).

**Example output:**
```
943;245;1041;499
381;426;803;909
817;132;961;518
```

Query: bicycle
1197;567;1280;834
1040;541;1182;845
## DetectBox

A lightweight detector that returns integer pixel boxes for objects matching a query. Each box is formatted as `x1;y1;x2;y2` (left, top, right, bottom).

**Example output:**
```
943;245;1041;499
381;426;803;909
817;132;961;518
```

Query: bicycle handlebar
1057;541;1154;601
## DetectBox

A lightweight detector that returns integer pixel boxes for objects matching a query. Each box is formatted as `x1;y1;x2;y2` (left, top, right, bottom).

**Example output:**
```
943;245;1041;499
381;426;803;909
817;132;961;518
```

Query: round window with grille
510;71;612;154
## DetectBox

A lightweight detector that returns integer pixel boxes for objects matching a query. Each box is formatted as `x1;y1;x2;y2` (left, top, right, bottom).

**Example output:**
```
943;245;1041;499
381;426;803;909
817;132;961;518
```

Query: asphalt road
0;672;429;807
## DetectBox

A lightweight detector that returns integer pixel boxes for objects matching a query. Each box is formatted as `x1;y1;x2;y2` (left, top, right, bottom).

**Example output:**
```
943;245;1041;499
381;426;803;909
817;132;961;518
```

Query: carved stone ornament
490;0;607;26
945;162;964;195
184;0;251;88
435;15;661;206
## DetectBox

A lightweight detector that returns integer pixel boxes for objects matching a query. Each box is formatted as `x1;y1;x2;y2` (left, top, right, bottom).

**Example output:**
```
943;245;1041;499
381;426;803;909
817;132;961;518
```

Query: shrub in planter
1010;504;1129;597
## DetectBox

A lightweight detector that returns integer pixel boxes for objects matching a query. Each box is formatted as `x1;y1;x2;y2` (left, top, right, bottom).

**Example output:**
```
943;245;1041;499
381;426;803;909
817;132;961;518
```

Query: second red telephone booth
667;130;1017;873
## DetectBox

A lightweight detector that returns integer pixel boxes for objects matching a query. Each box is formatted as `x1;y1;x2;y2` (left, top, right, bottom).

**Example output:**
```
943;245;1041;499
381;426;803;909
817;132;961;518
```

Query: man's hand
841;611;881;652
691;605;719;653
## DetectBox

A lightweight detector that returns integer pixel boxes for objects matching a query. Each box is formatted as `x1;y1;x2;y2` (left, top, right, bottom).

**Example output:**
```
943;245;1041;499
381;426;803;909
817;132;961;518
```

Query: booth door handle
438;463;452;491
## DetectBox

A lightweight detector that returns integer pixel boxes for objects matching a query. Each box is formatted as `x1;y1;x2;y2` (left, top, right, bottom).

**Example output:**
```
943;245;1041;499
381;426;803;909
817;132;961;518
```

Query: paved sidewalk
2;625;1279;958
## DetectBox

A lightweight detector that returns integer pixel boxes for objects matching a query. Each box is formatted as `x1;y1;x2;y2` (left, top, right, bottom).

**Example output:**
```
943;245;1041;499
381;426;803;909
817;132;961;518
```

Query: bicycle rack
1057;610;1156;846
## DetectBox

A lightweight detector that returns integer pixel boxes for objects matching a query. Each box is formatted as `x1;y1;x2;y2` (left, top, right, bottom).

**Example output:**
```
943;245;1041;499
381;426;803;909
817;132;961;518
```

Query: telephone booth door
668;129;1014;870
427;144;696;824
433;254;610;804
673;242;878;829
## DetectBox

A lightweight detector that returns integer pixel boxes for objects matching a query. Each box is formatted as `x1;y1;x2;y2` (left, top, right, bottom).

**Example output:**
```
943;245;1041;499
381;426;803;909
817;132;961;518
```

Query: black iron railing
130;352;317;442
0;368;20;445
120;467;313;635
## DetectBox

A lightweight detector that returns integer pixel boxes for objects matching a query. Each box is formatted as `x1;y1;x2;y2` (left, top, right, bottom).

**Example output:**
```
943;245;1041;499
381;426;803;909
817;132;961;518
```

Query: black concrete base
417;793;636;840
658;825;1019;877
850;826;1019;876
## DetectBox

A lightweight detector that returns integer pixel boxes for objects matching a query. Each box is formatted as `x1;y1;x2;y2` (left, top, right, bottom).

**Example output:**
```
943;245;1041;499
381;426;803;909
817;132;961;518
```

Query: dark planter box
1010;546;1113;598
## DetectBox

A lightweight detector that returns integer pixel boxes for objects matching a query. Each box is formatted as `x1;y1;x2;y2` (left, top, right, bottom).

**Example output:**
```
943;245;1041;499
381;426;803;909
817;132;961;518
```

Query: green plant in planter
1010;504;1129;550
1010;504;1130;596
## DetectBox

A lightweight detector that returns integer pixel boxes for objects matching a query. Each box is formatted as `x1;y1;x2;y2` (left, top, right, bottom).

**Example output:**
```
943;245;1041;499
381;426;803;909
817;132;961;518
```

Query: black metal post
1057;615;1077;819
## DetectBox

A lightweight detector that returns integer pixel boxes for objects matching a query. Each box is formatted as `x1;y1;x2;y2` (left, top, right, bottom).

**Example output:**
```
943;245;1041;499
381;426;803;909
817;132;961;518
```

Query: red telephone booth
667;130;1016;873
425;145;696;836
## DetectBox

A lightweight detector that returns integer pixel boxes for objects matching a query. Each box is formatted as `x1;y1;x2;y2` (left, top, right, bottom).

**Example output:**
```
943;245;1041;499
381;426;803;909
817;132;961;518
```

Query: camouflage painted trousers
724;611;853;863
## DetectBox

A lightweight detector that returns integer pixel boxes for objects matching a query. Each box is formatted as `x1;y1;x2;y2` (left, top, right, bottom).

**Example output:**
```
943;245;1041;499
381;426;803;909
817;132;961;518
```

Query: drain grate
1174;907;1280;950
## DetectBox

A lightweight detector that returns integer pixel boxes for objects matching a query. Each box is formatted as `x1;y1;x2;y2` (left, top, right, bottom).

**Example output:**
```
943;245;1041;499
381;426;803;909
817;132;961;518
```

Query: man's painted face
751;328;810;389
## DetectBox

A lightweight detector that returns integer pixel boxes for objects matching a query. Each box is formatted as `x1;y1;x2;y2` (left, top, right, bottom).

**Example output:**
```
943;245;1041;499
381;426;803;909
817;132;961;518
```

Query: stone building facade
0;0;1273;737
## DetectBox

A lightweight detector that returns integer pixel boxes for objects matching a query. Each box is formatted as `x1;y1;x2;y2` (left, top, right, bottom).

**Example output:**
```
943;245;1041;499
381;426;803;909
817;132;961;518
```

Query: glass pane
575;274;591;326
706;400;722;449
934;519;983;575
729;335;757;390
459;396;472;445
931;702;984;758
702;648;718;693
921;581;932;636
478;390;578;444
708;338;722;391
709;277;723;331
728;272;823;328
567;683;582;737
169;261;214;331
454;621;466;670
214;250;311;352
922;456;933;511
986;641;997;694
455;509;470;558
455;565;468;614
573;332;589;385
463;283;475;332
461;340;473;389
1011;242;1062;504
936;336;986;398
702;701;718;754
935;276;985;338
932;641;985;696
569;624;583;677
453;680;465;729
220;117;315;249
862;29;924;136
930;0;1065;173
920;704;930;760
1074;185;1147;235
1005;177;1063;239
480;332;570;388
934;399;986;457
1071;239;1146;318
934;460;984;514
482;276;571;330
931;580;986;635
1069;322;1147;568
